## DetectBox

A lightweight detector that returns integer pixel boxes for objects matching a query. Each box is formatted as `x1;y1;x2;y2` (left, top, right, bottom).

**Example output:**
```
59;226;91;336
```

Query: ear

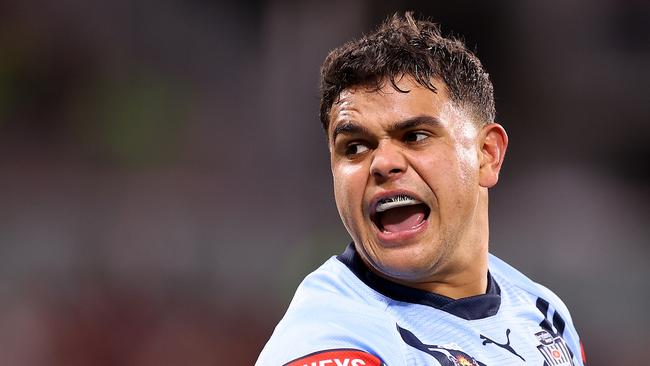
478;123;508;188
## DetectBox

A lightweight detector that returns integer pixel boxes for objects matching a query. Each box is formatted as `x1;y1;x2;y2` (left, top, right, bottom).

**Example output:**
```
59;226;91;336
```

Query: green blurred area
70;75;187;167
0;5;190;168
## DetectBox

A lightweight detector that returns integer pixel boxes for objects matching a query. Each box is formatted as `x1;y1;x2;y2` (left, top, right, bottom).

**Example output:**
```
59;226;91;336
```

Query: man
257;13;585;366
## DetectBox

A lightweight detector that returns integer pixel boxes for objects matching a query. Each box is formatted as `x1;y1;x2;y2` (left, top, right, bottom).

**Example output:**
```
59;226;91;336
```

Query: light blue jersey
257;244;585;366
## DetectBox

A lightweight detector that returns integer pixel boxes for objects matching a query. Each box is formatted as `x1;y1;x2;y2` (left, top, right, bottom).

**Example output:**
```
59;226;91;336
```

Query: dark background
1;0;648;364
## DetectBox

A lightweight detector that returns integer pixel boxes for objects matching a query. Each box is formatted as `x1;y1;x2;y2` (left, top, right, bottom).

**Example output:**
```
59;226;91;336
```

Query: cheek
454;127;481;183
332;164;369;241
447;132;480;187
457;148;480;186
419;155;454;197
332;164;367;217
417;150;477;206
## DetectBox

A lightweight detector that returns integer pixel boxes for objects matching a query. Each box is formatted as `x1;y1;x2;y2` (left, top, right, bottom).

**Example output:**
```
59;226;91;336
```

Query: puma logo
480;328;525;362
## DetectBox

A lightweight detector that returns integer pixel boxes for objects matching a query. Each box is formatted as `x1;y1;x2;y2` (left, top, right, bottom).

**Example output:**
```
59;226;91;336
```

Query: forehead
328;77;452;134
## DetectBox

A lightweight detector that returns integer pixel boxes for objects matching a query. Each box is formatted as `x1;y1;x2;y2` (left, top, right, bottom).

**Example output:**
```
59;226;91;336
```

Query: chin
372;249;437;281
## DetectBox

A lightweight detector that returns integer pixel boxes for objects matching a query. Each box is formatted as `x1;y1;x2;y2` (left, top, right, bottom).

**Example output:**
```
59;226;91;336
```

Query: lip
367;189;430;246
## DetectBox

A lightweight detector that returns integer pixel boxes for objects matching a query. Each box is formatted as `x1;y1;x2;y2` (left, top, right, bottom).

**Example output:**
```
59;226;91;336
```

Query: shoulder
256;257;403;366
489;253;584;363
488;254;574;321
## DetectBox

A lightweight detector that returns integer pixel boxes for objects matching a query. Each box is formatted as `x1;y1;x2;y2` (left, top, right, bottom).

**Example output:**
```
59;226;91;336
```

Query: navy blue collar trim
336;243;501;320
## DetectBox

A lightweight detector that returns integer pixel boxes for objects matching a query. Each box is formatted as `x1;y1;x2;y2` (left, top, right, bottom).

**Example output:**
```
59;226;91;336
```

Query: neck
408;260;488;299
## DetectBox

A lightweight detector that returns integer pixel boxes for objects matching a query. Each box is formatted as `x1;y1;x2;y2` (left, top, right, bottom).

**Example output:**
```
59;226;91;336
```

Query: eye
345;142;369;156
404;131;429;143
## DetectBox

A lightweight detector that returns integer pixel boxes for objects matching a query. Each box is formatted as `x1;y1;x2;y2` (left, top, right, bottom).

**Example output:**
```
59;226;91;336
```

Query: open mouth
371;194;430;233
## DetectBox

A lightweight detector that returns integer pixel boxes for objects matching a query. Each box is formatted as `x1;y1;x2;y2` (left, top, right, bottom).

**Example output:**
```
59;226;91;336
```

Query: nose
370;141;407;182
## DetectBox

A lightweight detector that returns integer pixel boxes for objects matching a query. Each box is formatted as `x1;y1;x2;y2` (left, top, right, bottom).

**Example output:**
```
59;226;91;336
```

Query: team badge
535;330;574;366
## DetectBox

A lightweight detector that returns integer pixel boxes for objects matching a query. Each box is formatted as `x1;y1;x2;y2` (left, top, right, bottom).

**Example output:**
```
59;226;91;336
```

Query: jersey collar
336;243;501;320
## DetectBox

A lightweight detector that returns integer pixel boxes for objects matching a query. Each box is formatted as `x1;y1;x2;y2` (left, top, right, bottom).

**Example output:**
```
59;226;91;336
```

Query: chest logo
480;328;525;361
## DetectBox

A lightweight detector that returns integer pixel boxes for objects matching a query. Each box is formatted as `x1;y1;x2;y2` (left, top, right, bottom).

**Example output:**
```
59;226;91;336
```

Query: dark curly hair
319;12;495;132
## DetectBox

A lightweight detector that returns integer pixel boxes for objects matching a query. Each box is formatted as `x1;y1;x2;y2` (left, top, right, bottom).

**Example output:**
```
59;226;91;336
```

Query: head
320;13;508;295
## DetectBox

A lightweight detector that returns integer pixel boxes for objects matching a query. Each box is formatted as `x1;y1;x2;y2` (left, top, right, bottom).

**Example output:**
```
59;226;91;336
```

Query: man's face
328;76;487;284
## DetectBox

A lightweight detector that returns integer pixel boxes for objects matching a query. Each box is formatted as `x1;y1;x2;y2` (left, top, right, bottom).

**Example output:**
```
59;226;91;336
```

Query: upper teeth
376;195;422;212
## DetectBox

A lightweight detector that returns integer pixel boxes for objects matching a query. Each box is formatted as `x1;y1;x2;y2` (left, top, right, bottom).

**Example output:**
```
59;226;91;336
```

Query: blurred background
0;0;648;364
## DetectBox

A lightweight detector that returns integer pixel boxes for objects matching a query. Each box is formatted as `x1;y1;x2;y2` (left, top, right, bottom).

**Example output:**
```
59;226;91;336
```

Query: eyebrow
391;115;443;132
331;121;371;142
331;115;442;142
